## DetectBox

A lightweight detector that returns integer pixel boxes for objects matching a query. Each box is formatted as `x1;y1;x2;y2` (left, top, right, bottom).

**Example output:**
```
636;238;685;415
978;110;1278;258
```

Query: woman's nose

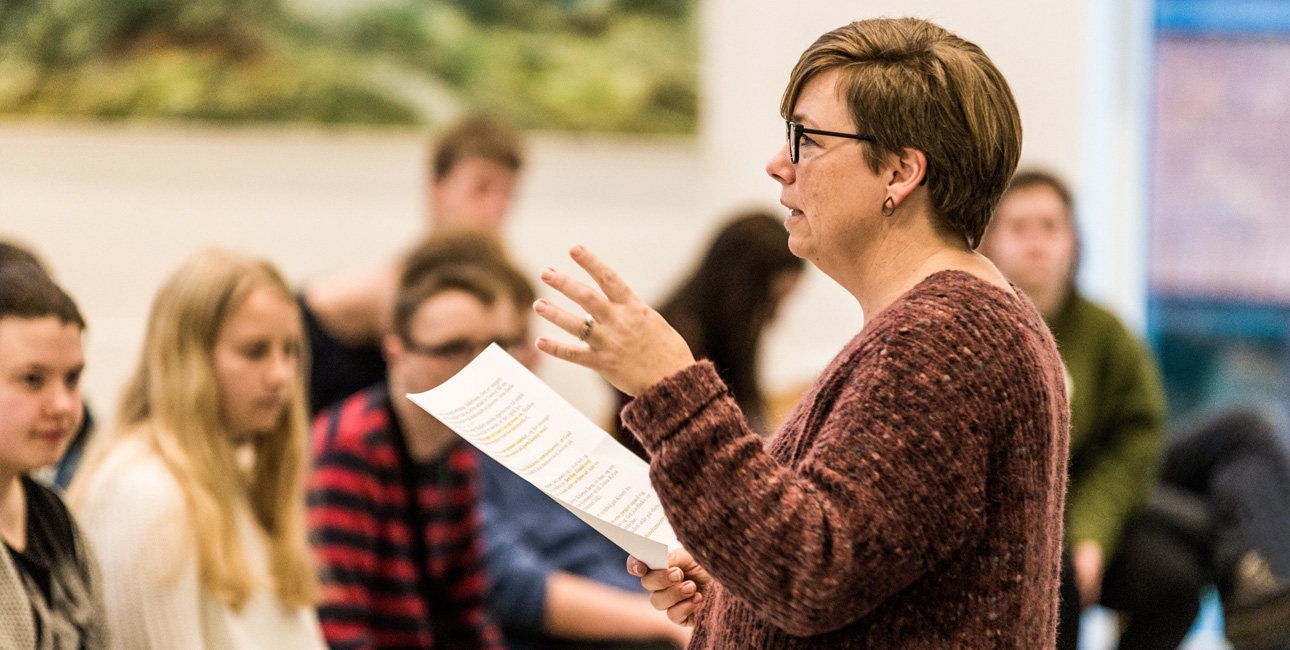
766;143;795;186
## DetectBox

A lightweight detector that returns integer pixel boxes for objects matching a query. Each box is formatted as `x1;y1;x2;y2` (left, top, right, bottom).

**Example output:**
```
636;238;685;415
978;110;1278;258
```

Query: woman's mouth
34;428;69;443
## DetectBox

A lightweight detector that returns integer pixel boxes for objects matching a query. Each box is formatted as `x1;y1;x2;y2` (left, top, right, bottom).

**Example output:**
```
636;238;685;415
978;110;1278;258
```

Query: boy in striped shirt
308;262;525;650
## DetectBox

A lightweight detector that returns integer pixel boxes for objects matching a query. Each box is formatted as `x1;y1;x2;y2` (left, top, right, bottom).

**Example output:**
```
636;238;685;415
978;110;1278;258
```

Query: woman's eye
240;343;270;360
22;373;44;390
66;369;82;389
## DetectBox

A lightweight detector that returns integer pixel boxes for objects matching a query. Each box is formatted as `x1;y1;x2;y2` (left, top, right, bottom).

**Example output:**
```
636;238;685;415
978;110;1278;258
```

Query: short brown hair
393;264;514;342
1007;168;1073;215
401;227;536;308
781;18;1022;248
0;263;85;330
0;240;46;273
429;114;525;181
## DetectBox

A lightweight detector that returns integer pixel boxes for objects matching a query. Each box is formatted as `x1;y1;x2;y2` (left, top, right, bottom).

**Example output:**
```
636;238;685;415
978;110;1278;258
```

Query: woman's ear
887;148;929;207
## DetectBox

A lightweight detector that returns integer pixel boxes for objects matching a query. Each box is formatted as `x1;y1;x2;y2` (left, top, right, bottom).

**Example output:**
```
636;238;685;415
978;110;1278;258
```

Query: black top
299;294;388;416
5;477;103;650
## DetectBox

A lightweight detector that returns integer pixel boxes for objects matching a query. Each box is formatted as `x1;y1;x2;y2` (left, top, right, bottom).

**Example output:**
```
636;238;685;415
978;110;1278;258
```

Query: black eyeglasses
786;120;875;164
402;336;527;362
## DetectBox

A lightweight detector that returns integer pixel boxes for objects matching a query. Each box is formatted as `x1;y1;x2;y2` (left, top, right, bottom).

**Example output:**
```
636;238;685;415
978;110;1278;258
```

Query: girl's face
212;287;302;443
0;316;84;478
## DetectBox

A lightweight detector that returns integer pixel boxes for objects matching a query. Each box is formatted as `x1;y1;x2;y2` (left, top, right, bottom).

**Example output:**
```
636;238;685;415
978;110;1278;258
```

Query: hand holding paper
629;547;712;627
406;343;680;569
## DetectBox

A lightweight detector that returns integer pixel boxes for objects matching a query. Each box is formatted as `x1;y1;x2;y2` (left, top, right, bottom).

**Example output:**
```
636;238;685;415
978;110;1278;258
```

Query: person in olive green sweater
981;169;1167;650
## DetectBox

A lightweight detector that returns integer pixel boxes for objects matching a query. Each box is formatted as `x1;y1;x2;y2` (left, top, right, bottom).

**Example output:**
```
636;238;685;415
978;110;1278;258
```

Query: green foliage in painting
0;0;697;132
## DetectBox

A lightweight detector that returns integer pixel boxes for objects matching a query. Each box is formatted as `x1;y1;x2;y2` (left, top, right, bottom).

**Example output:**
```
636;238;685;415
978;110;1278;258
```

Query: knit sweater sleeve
75;449;208;650
623;305;1006;636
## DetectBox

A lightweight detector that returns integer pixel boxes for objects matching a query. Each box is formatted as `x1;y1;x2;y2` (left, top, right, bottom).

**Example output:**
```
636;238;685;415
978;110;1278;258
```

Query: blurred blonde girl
69;250;324;649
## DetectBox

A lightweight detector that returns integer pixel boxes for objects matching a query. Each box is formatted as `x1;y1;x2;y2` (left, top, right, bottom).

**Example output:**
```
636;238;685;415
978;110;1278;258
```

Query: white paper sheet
406;344;679;569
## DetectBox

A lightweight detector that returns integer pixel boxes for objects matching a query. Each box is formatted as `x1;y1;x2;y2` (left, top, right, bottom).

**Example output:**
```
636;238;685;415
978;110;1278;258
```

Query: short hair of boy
392;263;514;344
429;114;525;182
0;263;85;329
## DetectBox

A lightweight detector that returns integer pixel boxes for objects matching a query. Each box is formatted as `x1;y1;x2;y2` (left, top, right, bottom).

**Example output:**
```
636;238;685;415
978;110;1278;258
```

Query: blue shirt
475;451;644;649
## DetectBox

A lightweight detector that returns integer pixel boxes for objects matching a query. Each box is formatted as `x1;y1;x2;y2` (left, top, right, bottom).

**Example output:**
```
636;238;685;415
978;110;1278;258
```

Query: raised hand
534;245;695;396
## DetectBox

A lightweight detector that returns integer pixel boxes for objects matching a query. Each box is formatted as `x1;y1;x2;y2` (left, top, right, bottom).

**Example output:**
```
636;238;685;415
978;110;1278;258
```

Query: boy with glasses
307;261;520;650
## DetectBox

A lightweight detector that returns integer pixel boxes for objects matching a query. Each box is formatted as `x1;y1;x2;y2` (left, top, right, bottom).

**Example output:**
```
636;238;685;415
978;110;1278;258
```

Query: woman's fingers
656;589;702;626
640;566;686;591
534;336;595;369
540;266;611;322
649;580;698;611
626;556;649;577
569;245;637;305
669;592;702;627
533;299;593;341
630;550;705;627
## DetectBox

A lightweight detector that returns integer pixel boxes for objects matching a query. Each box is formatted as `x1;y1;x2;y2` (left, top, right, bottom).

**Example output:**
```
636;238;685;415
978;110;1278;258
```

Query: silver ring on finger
577;317;594;342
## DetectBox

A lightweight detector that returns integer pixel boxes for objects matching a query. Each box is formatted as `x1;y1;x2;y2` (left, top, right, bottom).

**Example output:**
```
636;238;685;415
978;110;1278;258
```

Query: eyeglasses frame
786;120;876;164
400;335;527;361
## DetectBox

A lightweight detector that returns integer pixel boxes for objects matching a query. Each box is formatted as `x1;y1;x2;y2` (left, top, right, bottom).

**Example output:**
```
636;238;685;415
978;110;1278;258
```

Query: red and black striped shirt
308;384;504;650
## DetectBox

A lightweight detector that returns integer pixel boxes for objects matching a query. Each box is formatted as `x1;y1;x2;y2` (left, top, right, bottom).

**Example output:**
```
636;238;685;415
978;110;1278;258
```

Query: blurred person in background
301;113;526;414
477;444;694;650
983;170;1290;650
980;169;1167;649
609;209;805;455
1148;407;1290;650
457;239;691;650
307;260;518;650
69;250;325;649
380;230;687;649
0;239;96;489
0;263;107;650
535;17;1070;648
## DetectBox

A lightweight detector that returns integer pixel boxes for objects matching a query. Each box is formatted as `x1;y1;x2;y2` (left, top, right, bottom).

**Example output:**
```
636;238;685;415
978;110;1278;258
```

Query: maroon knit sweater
622;271;1070;649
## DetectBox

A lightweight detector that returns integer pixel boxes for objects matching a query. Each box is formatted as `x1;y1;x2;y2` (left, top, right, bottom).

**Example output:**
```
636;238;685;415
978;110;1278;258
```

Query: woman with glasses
533;17;1070;649
68;250;325;649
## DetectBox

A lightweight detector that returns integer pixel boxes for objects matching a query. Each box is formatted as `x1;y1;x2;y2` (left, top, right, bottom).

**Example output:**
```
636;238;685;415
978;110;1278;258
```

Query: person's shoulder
22;477;77;539
1064;292;1135;338
880;270;1034;334
315;386;394;444
312;385;400;469
78;437;186;517
22;476;69;514
73;435;195;572
301;262;395;343
863;271;1063;386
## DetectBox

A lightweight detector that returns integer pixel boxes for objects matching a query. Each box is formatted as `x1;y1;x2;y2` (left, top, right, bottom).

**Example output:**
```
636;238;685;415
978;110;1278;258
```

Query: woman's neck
0;473;26;552
390;387;459;463
838;218;1010;325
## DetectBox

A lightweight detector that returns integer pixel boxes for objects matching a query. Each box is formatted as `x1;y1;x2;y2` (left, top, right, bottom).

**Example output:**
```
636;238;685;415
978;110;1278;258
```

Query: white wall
0;125;709;428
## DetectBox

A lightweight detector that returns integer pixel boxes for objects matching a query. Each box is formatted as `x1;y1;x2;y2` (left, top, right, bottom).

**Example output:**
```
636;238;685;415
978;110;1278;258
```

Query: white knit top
74;437;327;650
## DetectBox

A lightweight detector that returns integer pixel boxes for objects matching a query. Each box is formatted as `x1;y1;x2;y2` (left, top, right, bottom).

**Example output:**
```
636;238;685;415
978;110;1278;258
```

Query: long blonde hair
70;249;316;610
